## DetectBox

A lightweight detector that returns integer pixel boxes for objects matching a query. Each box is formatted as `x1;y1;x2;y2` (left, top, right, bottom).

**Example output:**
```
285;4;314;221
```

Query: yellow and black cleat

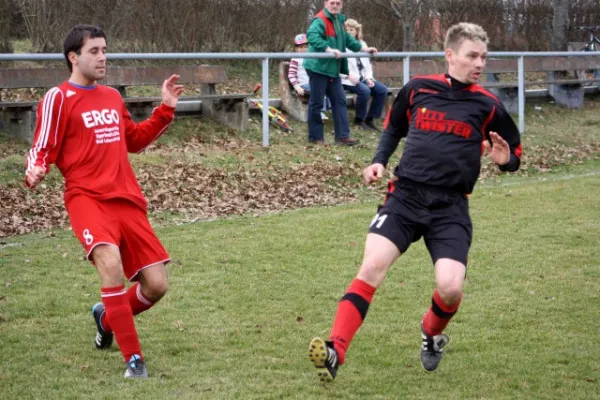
308;337;339;382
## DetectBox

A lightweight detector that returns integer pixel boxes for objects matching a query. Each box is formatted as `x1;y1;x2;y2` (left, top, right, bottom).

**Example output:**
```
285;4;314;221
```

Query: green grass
1;164;600;399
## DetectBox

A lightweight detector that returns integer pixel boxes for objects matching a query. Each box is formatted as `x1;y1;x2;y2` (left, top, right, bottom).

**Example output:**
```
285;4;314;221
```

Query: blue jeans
307;70;350;141
300;83;330;111
343;80;388;121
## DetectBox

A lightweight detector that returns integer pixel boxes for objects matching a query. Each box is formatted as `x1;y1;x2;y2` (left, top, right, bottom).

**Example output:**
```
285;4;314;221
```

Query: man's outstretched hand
161;74;185;108
483;131;511;166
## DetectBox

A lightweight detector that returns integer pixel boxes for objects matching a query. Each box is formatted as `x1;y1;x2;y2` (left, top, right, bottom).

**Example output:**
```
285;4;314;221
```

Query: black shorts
368;179;472;266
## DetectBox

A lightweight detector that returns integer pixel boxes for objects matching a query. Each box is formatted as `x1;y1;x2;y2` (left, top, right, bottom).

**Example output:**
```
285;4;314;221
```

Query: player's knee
92;247;124;284
145;278;168;300
437;285;463;305
357;259;388;287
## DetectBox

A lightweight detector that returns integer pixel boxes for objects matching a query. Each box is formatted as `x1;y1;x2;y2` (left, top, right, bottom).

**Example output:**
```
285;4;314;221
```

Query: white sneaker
320;112;329;122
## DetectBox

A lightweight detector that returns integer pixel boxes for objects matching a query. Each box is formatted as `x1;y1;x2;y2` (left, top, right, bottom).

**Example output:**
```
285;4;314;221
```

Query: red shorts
66;195;170;281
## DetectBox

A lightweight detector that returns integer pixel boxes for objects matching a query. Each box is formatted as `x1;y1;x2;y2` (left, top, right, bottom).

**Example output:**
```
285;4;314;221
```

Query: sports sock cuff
432;290;461;317
101;285;126;297
348;278;376;302
135;283;154;306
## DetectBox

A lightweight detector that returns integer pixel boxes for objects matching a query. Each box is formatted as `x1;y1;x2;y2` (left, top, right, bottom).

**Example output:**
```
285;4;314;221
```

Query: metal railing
1;51;599;146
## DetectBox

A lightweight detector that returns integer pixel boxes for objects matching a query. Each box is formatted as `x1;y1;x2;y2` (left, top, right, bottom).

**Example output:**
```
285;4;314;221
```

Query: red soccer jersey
26;81;175;210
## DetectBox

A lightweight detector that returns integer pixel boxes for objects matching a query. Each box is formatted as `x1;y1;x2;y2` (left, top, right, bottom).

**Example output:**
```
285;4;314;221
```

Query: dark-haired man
25;24;183;378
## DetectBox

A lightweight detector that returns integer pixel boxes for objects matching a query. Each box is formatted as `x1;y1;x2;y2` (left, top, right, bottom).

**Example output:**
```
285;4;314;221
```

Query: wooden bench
279;61;369;123
373;57;600;113
0;65;251;143
278;62;310;122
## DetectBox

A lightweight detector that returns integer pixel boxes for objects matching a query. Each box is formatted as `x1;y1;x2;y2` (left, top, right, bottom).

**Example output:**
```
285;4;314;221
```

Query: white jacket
341;40;374;86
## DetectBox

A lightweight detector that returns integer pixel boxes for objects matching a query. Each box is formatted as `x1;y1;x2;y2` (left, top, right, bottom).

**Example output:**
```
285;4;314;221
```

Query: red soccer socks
101;285;142;361
101;282;155;332
422;289;462;337
329;278;376;365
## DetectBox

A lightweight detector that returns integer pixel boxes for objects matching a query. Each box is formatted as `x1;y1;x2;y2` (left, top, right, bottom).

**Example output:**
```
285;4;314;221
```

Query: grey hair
444;22;489;50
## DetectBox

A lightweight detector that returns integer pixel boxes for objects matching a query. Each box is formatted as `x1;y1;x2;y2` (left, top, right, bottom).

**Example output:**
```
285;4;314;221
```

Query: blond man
309;22;522;382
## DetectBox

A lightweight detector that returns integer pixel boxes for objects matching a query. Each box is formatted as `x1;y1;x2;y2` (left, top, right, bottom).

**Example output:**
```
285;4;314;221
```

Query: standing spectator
25;24;184;379
342;19;388;132
288;33;330;122
304;0;378;145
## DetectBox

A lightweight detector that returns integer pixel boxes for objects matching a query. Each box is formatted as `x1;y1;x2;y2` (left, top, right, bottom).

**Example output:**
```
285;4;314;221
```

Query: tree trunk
551;0;569;51
403;21;412;51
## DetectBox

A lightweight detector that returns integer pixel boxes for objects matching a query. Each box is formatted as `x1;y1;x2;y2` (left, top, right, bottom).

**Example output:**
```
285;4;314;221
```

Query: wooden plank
104;65;226;86
0;65;226;89
373;56;600;77
523;56;600;71
372;61;403;78
0;102;39;108
481;79;600;88
373;59;519;77
122;94;251;104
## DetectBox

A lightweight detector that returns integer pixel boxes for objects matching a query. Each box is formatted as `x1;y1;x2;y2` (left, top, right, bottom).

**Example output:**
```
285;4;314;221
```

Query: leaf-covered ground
1;96;600;238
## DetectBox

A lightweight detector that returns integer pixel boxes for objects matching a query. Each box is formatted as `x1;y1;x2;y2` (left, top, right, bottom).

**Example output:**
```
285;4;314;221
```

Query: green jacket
304;9;363;78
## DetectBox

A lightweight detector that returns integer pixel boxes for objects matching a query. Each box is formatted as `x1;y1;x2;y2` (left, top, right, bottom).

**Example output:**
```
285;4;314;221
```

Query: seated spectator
289;34;330;121
342;19;388;132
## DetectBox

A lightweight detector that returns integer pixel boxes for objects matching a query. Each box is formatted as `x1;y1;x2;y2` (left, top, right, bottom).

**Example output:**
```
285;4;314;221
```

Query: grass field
1;72;600;397
1;162;600;399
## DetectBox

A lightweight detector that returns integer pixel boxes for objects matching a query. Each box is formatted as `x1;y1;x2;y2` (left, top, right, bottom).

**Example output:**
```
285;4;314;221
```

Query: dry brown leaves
2;140;599;238
0;184;68;237
0;158;362;238
140;160;360;218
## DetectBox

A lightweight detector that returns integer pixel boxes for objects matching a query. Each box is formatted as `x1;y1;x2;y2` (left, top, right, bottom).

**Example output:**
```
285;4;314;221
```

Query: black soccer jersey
373;73;522;194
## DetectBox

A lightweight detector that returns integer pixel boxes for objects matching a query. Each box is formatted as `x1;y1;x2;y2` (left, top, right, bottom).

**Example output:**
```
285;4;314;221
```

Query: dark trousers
343;80;388;121
307;70;350;141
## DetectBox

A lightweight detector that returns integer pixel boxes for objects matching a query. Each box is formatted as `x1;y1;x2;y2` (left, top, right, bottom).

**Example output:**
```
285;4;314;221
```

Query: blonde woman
342;19;388;132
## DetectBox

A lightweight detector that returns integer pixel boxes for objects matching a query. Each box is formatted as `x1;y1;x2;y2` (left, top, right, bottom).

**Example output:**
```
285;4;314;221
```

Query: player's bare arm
363;163;385;185
483;131;510;166
161;74;185;108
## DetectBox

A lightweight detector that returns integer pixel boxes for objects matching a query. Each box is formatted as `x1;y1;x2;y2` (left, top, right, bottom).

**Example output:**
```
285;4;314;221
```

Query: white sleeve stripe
43;92;64;170
27;88;62;172
38;88;57;150
30;88;58;163
41;88;60;148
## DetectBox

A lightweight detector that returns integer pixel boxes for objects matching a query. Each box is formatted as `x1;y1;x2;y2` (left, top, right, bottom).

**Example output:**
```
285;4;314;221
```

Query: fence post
262;58;270;147
403;56;410;85
518;56;525;134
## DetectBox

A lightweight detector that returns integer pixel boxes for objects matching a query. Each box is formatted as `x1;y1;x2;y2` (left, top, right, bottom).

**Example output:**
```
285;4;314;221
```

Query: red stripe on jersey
481;105;496;138
384;179;396;204
464;84;499;102
410;74;450;86
480;105;496;155
515;143;523;159
382;107;392;130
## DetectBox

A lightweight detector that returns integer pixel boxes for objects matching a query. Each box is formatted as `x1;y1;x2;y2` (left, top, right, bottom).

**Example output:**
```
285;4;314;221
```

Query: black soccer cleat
420;322;449;371
92;303;113;349
308;337;339;382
